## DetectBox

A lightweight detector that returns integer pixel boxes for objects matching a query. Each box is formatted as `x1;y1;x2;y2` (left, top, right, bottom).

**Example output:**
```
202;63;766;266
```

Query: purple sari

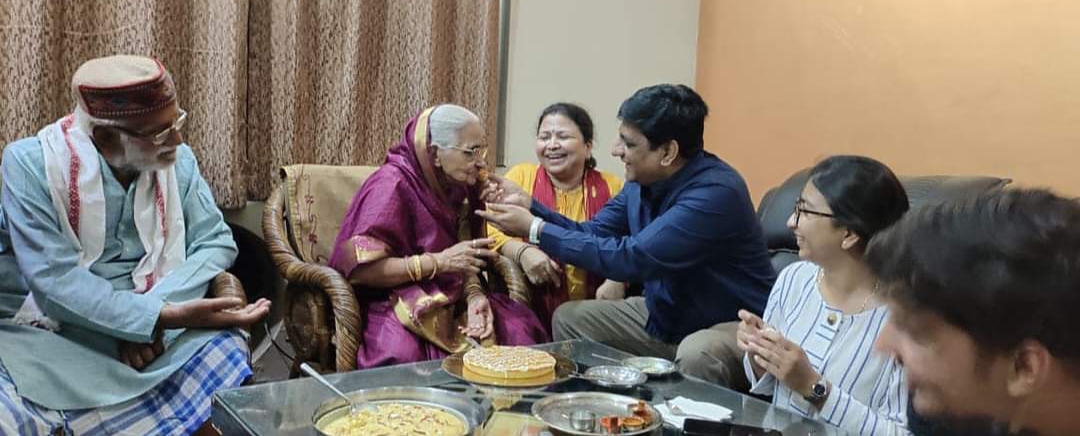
328;106;548;369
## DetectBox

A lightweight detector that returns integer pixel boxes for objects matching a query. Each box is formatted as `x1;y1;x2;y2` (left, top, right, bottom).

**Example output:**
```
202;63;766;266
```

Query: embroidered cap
71;55;176;119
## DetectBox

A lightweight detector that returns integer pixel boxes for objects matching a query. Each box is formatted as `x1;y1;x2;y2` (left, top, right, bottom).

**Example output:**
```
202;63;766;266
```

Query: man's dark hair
538;102;596;170
617;84;708;158
866;188;1080;371
810;155;909;250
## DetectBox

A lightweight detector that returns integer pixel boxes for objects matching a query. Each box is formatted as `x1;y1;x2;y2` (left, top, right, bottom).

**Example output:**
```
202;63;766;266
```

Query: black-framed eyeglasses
112;109;188;146
794;198;834;226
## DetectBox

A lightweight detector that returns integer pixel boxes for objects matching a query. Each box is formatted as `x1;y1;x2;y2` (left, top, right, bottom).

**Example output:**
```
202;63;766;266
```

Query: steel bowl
620;356;679;377
312;386;487;436
582;365;648;389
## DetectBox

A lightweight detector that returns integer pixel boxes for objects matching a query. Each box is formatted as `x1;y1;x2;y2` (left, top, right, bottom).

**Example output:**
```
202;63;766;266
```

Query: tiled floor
249;321;295;383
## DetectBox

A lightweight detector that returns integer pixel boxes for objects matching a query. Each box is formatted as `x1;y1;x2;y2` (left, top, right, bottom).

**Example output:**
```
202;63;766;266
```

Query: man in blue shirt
480;84;776;389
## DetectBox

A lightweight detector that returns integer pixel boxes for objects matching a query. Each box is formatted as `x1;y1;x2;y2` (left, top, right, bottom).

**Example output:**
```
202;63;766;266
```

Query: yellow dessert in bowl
316;402;467;436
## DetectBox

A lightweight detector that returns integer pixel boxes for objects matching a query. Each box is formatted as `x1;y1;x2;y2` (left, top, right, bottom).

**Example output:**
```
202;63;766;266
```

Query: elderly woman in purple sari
329;104;549;368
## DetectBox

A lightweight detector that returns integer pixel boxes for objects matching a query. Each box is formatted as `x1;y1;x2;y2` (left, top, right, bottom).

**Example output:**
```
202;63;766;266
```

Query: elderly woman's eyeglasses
113;109;188;146
794;198;834;226
447;145;488;162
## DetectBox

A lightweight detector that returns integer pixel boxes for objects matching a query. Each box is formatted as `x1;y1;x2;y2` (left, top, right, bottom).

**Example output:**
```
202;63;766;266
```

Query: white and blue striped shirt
745;261;910;435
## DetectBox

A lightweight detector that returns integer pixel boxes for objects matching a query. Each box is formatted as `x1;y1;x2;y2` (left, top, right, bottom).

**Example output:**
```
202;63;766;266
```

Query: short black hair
866;188;1080;369
617;84;708;158
538;102;596;170
810;155;909;249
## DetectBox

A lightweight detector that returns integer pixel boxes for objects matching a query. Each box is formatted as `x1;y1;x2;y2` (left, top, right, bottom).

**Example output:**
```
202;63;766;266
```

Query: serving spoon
301;363;374;416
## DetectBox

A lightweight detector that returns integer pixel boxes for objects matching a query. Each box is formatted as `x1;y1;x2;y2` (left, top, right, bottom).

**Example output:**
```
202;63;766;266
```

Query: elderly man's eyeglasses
794;198;834;226
447;145;488;162
113;109;188;146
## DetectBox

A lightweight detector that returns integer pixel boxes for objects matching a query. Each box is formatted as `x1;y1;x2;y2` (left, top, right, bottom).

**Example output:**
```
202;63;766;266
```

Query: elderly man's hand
119;332;165;370
480;174;532;209
158;297;271;330
476;203;536;238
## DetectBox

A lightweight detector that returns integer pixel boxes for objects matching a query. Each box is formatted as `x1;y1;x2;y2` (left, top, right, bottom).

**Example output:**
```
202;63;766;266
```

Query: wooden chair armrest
263;184;362;371
209;271;247;303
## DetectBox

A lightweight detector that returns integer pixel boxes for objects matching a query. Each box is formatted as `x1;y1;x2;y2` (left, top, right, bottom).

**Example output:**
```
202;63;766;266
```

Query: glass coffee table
212;339;844;435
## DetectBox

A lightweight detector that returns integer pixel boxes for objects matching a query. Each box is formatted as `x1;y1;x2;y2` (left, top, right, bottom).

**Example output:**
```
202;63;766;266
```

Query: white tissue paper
654;396;733;429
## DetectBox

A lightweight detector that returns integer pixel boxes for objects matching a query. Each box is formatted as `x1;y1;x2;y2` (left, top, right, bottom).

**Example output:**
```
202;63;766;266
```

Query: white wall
503;0;700;174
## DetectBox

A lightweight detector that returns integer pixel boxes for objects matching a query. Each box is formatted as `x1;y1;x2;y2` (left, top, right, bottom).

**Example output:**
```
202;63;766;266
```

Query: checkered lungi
0;330;250;436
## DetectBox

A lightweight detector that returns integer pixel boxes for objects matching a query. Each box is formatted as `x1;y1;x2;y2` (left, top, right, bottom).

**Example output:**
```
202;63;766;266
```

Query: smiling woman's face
535;113;590;183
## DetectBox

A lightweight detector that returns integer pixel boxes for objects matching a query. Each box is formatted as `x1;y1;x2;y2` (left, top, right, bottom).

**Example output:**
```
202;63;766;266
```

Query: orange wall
696;0;1080;203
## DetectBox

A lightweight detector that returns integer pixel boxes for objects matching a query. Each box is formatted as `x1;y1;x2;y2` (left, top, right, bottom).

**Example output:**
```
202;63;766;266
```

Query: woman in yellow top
488;103;625;331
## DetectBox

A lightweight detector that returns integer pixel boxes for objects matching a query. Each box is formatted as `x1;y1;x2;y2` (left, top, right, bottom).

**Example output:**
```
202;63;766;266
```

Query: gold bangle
425;254;438;280
412;255;423;282
404;257;418;282
464;276;485;301
513;243;531;265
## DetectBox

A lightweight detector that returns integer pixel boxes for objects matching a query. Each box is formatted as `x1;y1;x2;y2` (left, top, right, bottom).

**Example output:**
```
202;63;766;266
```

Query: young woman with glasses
737;155;913;435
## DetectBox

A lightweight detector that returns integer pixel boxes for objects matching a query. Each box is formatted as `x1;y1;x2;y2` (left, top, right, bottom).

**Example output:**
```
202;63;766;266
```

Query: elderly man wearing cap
0;55;269;434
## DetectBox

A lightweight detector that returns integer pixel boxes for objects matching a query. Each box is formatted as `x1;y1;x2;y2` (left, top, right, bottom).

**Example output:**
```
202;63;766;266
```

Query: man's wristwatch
805;377;829;403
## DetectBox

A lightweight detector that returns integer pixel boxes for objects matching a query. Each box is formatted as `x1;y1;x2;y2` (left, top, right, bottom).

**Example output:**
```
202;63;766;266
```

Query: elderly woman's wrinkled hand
480;174;532;209
475;203;535;238
459;294;495;340
434;238;498;275
519;246;562;287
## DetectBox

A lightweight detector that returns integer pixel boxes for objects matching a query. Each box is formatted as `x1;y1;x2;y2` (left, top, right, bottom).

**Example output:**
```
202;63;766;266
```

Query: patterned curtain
0;1;250;206
0;0;500;208
244;0;501;202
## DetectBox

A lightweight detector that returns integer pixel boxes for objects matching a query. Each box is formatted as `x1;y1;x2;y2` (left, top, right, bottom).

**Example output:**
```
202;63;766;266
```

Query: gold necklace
817;269;879;315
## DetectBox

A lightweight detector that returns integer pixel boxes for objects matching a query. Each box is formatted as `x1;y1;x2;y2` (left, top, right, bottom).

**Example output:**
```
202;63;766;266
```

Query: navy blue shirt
534;151;776;342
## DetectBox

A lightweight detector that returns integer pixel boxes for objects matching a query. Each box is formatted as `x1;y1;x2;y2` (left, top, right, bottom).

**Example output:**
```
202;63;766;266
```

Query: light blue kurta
0;138;237;410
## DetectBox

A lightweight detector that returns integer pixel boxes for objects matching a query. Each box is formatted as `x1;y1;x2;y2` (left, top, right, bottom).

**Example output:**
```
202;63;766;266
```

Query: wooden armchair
209;271;247;302
262;165;532;376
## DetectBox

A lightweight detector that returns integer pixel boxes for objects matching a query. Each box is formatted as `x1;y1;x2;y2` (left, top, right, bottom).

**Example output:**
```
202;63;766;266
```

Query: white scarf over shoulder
12;113;186;330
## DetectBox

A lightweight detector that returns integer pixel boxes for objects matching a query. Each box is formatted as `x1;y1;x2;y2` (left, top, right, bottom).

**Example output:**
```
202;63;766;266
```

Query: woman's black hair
809;155;909;249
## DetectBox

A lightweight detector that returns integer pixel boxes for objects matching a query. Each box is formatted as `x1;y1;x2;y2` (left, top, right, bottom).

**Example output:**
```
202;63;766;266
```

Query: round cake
462;345;556;379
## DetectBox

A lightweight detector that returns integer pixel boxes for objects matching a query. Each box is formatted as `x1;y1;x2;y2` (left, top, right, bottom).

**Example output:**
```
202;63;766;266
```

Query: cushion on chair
756;169;811;254
280;164;378;264
756;168;1011;272
900;175;1012;209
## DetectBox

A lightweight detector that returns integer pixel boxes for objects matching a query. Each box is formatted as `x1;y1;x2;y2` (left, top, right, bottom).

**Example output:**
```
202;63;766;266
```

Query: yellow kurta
489;163;624;300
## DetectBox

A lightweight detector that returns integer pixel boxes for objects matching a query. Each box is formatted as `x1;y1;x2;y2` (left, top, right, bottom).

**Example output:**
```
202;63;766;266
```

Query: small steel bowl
583;365;648;389
569;409;596;432
620;356;679;377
